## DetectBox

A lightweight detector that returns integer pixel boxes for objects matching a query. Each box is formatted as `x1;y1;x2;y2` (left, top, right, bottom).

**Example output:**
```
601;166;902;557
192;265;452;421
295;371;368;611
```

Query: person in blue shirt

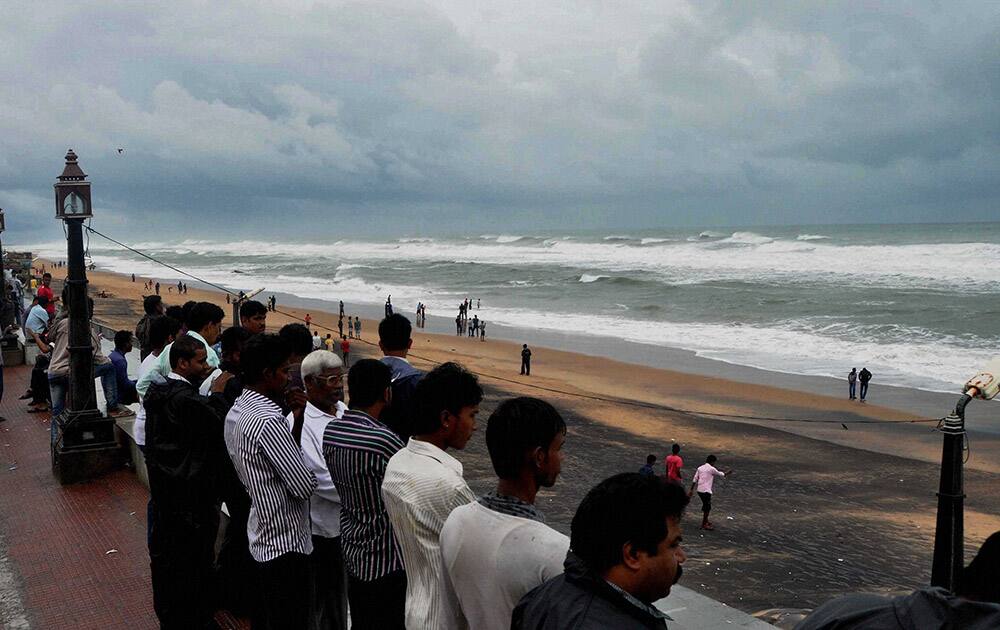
109;330;138;405
639;454;657;476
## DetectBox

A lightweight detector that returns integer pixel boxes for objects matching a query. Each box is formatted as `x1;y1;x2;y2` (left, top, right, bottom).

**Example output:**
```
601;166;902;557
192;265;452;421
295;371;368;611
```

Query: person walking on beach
304;313;312;330
155;282;160;295
340;336;350;368
689;455;732;531
385;295;393;317
520;344;532;376
339;300;345;319
859;367;873;402
441;397;569;630
665;443;684;485
354;316;361;338
847;368;857;400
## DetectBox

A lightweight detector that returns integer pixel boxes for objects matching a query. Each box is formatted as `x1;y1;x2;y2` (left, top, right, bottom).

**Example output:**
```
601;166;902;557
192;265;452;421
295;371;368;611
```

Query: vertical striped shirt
224;389;317;562
322;410;406;581
382;438;478;630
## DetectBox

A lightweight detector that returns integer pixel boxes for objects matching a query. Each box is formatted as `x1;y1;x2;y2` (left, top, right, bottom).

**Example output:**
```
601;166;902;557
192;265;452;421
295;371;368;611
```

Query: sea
30;222;1000;394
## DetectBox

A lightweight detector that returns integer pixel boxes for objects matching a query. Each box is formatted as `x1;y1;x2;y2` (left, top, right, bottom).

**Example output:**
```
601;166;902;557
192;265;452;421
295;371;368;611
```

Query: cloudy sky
2;1;999;242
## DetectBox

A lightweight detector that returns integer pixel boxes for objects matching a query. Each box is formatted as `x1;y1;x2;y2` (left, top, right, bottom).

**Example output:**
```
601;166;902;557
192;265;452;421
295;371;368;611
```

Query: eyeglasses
314;374;344;387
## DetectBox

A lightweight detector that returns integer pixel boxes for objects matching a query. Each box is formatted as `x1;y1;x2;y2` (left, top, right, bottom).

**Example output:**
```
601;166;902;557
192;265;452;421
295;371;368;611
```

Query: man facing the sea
521;344;532;375
858;367;873;402
847;368;857;400
441;397;569;630
378;314;423;441
382;362;482;630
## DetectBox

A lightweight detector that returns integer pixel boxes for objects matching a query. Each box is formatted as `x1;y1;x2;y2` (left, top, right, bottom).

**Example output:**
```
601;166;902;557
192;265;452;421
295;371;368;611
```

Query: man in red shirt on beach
37;272;57;318
340;336;350;367
665;443;683;485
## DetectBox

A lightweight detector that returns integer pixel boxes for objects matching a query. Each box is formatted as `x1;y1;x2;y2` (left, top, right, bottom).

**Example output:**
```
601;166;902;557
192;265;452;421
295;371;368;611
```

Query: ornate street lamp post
51;149;121;484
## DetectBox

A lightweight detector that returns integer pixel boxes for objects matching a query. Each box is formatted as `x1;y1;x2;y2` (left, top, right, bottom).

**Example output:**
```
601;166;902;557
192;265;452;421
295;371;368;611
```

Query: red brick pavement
0;365;155;629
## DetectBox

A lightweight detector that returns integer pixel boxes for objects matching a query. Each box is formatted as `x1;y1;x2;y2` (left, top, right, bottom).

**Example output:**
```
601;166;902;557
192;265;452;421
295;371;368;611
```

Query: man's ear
621;541;643;571
406;338;413;350
531;446;546;471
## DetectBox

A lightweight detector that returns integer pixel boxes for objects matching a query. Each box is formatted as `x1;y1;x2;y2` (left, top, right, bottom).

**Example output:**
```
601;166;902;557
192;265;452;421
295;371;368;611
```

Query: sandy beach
43;261;1000;614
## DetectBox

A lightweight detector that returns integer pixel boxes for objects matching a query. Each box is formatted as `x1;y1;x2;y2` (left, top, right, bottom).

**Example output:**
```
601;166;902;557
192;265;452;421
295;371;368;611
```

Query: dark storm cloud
1;1;998;242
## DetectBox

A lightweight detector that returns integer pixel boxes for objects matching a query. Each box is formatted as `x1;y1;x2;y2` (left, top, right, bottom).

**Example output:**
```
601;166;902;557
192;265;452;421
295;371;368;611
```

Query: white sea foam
579;274;609;283
602;235;634;241
720;231;775;245
797;234;830;241
640;237;673;245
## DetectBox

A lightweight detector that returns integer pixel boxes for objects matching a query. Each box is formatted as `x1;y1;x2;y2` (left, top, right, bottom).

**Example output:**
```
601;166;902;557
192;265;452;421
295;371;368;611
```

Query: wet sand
43;261;1000;614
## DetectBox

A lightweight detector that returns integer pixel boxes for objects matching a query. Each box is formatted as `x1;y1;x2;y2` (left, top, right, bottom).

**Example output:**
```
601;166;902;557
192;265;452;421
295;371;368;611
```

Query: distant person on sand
339;300;345;318
385;295;393;317
456;315;462;336
239;300;268;334
304;313;312;330
311;329;322;351
338;316;344;339
354;316;361;338
847;368;857;400
639;454;656;476
480;320;486;341
347;317;354;339
155;282;160;295
340;336;350;368
520;344;532;376
324;333;334;352
689;455;732;531
666;443;684;485
858;367;873;402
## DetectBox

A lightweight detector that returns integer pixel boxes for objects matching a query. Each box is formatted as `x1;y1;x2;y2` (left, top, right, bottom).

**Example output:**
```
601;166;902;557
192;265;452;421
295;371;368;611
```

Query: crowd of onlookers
9;268;1000;629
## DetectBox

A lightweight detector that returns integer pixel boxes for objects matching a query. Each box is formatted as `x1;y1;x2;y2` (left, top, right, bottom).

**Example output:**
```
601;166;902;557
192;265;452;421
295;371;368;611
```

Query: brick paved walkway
0;365;155;629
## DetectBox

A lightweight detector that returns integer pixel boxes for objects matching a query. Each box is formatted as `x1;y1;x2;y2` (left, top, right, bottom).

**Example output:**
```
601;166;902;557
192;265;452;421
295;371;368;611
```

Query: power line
82;227;944;428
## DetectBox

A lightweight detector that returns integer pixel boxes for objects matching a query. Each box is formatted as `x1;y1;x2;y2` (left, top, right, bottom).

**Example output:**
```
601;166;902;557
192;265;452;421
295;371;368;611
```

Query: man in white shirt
290;350;349;630
689;454;734;531
312;330;323;351
381;362;482;630
135;316;181;449
441;397;569;630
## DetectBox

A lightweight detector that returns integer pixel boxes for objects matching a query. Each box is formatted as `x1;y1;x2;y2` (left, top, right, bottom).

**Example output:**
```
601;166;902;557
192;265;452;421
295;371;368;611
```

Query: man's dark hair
378;314;412;352
169;334;205;369
241;333;291;385
165;305;185;321
671;444;681;455
220;326;253;356
149;316;180;349
646;454;657;465
240;299;267;320
571;473;688;574
959;530;1000;603
485;397;566;479
347;359;392;409
36;295;48;307
413;362;483;435
279;323;313;358
42;272;51;279
143;295;163;315
706;455;717;464
113;330;132;349
186;302;225;332
181;300;198;322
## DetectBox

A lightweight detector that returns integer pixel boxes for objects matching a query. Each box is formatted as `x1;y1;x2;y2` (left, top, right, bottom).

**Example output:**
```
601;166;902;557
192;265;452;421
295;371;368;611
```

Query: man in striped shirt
224;333;318;630
323;359;407;630
382;362;483;630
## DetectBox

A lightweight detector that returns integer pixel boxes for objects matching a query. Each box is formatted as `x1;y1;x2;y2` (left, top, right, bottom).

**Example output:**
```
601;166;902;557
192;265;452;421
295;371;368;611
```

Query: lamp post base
51;409;125;485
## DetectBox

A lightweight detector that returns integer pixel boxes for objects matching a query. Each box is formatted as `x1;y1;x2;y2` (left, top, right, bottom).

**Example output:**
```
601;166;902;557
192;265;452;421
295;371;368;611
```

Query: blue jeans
848;382;856;399
49;362;119;417
859;381;869;401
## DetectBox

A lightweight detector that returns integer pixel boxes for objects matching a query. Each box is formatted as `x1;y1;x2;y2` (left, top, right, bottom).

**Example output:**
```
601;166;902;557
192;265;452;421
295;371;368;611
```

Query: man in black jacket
513;473;688;629
145;335;234;629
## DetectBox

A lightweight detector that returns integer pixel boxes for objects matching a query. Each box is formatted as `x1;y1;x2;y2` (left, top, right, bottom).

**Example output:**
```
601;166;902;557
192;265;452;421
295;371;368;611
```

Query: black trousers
256;552;313;630
30;354;50;404
311;536;348;630
521;358;531;375
216;479;257;617
347;569;406;630
149;503;219;630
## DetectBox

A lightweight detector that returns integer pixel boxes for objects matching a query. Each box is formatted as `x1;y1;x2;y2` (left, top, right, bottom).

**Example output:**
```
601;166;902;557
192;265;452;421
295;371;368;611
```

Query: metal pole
65;217;97;413
930;394;970;591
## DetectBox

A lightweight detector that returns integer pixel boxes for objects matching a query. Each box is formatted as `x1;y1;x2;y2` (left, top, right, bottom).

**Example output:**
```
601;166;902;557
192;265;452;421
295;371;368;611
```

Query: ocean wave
719;231;774;245
640;237;673;245
397;237;434;243
579;274;610;283
797;234;829;241
698;231;726;239
602;235;634;242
